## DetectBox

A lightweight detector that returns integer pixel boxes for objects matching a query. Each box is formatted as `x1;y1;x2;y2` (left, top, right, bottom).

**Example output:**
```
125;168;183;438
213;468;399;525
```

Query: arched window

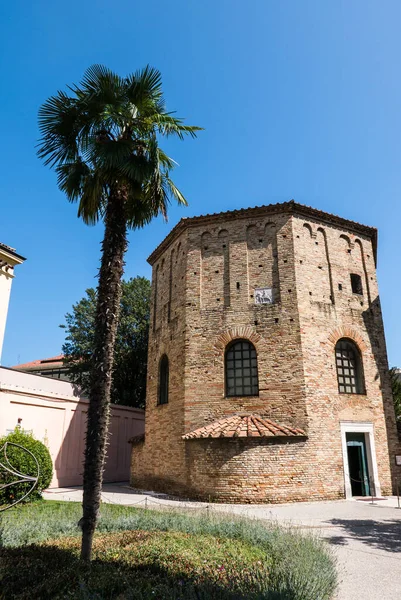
335;339;364;394
158;355;169;405
225;340;259;397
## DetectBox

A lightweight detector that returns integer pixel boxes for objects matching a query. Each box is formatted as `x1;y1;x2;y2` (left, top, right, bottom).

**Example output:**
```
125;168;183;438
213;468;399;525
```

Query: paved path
44;484;401;600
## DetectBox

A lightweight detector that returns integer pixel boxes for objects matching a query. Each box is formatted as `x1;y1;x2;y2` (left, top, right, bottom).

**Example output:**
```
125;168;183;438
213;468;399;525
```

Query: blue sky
1;0;400;367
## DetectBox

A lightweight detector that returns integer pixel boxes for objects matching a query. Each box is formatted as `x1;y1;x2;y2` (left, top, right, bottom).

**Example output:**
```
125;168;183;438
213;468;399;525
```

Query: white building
0;240;144;485
0;242;25;363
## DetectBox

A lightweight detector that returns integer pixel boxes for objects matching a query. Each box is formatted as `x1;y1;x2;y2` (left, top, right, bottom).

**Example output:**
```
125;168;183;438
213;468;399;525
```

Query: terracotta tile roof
182;414;306;440
11;355;65;370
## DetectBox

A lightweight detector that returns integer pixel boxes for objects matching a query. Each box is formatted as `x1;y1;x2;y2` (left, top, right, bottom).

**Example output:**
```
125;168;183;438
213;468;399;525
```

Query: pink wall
0;367;144;487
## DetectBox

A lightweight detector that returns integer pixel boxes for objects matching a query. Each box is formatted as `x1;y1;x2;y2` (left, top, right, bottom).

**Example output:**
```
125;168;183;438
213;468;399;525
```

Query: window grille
225;340;259;397
335;339;364;394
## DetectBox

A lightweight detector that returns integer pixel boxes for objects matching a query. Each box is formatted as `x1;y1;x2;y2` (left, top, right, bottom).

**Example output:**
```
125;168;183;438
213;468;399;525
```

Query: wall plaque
254;287;273;305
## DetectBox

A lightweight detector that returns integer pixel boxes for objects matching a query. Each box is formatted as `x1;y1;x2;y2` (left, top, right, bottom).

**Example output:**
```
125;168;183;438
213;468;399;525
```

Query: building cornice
0;242;26;267
147;200;378;265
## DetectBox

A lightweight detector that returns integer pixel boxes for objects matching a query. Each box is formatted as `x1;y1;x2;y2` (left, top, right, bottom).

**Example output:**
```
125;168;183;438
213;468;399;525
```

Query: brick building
130;201;401;502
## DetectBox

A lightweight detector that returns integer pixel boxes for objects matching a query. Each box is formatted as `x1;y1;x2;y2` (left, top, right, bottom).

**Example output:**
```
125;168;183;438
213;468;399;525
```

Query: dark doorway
346;433;371;496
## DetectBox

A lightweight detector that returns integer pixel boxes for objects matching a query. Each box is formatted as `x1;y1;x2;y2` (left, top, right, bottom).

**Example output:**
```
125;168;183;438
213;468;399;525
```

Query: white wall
0;367;145;487
0;269;13;364
0;244;25;364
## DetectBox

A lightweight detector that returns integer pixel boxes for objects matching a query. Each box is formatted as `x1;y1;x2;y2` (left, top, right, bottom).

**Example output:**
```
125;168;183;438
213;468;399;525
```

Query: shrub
0;427;53;506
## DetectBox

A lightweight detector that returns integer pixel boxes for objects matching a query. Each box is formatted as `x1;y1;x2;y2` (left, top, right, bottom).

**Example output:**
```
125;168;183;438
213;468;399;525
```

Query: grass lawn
0;501;337;599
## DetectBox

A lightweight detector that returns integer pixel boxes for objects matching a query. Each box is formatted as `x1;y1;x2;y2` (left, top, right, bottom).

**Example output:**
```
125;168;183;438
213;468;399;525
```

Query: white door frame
340;421;381;499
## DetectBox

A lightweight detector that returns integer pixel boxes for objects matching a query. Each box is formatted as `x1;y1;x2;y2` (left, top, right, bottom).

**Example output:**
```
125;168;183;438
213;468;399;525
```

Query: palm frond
56;159;91;202
37;92;82;167
78;64;124;102
124;187;156;229
146;113;203;139
84;138;135;170
156;148;178;170
126;65;163;106
38;64;202;227
77;170;106;225
120;154;154;182
165;176;187;206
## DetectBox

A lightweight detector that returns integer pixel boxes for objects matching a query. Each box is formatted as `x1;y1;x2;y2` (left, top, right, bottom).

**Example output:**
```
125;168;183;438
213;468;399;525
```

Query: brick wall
292;214;400;497
131;231;189;495
131;202;401;501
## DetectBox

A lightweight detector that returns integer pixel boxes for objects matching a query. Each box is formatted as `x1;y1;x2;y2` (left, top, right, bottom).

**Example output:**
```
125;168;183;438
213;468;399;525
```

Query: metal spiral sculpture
0;442;40;512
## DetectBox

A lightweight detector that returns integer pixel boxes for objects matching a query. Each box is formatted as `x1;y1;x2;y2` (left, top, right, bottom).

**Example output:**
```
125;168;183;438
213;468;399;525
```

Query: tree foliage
61;277;150;408
389;367;401;421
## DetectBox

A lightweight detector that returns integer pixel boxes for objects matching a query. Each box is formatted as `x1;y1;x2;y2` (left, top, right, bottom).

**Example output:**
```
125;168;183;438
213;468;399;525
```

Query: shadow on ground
0;541;287;600
325;519;401;552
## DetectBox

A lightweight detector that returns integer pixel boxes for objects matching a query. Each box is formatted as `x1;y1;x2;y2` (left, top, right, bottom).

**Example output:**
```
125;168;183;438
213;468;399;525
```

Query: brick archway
327;326;367;352
214;327;262;354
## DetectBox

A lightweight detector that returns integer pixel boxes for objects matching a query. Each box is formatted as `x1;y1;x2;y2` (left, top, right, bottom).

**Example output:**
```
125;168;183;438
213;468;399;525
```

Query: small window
350;274;363;295
158;355;169;405
335;339;364;394
225;340;259;397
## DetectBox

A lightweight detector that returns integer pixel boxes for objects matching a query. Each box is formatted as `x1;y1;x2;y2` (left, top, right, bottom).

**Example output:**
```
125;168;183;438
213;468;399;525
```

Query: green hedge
0;427;53;505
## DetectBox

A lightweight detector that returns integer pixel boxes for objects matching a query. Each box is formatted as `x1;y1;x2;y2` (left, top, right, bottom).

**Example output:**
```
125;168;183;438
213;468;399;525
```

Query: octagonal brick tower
130;201;400;503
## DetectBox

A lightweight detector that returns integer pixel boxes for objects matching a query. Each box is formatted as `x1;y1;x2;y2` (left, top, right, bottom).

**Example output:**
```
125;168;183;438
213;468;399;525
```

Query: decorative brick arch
327;326;367;352
214;327;262;354
302;222;314;238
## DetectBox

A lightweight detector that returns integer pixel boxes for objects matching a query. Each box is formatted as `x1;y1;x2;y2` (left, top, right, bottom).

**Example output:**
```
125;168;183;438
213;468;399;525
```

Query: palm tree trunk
80;191;127;561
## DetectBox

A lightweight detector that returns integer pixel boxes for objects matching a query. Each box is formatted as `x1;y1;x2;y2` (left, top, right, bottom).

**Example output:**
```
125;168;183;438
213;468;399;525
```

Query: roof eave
0;244;26;265
147;201;378;266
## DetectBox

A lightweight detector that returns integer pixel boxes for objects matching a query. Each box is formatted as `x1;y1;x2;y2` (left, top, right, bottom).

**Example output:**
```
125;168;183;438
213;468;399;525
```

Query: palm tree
38;65;201;561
